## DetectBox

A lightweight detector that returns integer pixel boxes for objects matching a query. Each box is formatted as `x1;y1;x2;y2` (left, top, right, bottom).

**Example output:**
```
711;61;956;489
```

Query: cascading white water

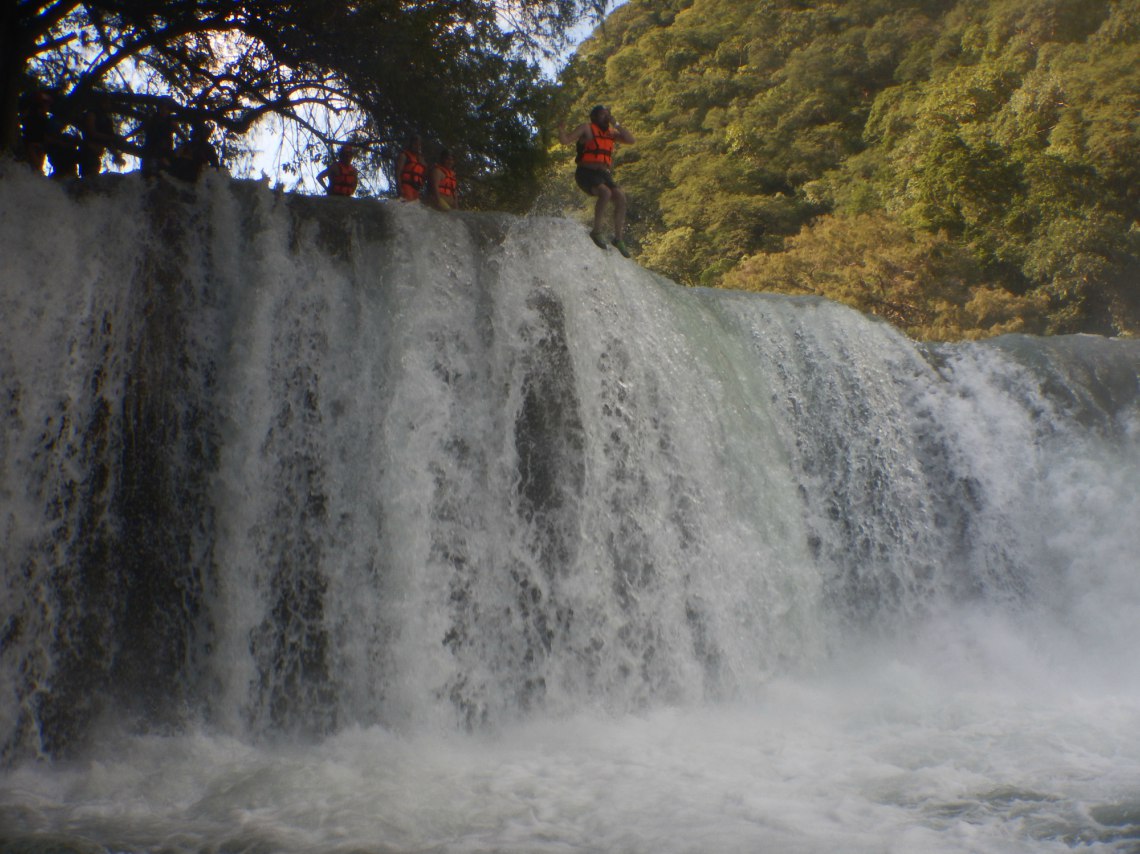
2;165;1139;853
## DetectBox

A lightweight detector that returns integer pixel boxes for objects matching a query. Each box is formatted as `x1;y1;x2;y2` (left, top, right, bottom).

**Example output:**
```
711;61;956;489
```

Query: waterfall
2;166;1139;853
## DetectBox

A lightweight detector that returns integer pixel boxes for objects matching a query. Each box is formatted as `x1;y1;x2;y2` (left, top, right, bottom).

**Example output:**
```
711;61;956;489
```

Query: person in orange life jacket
428;148;459;211
557;105;635;257
395;134;426;201
317;143;359;196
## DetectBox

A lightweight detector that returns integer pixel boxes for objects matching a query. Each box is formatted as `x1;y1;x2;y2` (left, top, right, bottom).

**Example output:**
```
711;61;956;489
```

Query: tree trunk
1;1;23;156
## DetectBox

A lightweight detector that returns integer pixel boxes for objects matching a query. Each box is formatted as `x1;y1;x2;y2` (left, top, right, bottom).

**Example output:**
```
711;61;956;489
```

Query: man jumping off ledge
558;105;635;258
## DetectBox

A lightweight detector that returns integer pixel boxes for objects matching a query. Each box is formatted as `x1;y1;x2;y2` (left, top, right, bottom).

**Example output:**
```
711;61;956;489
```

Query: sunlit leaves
549;0;1138;337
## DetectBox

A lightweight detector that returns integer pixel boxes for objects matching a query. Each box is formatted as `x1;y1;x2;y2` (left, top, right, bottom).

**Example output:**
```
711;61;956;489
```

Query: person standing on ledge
395;134;426;201
558;105;635;257
317;143;359;197
427;148;459;211
78;92;125;178
141;98;178;178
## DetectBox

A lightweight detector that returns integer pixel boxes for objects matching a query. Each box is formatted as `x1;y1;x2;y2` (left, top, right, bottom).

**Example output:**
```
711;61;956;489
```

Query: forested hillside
545;0;1140;339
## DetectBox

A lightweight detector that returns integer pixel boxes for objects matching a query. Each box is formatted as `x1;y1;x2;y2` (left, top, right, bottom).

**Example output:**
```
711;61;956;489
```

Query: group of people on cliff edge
320;135;458;212
393;135;459;212
18;90;634;257
17;91;221;184
321;104;634;257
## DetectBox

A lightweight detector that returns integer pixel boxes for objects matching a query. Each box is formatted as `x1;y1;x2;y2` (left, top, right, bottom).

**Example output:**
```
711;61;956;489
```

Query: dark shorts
575;166;617;195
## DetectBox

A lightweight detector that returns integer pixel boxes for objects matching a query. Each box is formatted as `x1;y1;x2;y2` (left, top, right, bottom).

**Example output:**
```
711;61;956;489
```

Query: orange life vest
577;123;616;168
328;161;358;196
400;150;426;197
436;164;457;199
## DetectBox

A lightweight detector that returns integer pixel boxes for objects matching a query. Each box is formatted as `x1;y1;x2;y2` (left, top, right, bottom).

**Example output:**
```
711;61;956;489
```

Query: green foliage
547;0;1139;338
725;212;1047;340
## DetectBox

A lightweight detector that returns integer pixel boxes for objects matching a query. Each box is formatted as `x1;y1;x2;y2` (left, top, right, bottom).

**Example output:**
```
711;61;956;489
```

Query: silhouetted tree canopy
3;0;608;203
